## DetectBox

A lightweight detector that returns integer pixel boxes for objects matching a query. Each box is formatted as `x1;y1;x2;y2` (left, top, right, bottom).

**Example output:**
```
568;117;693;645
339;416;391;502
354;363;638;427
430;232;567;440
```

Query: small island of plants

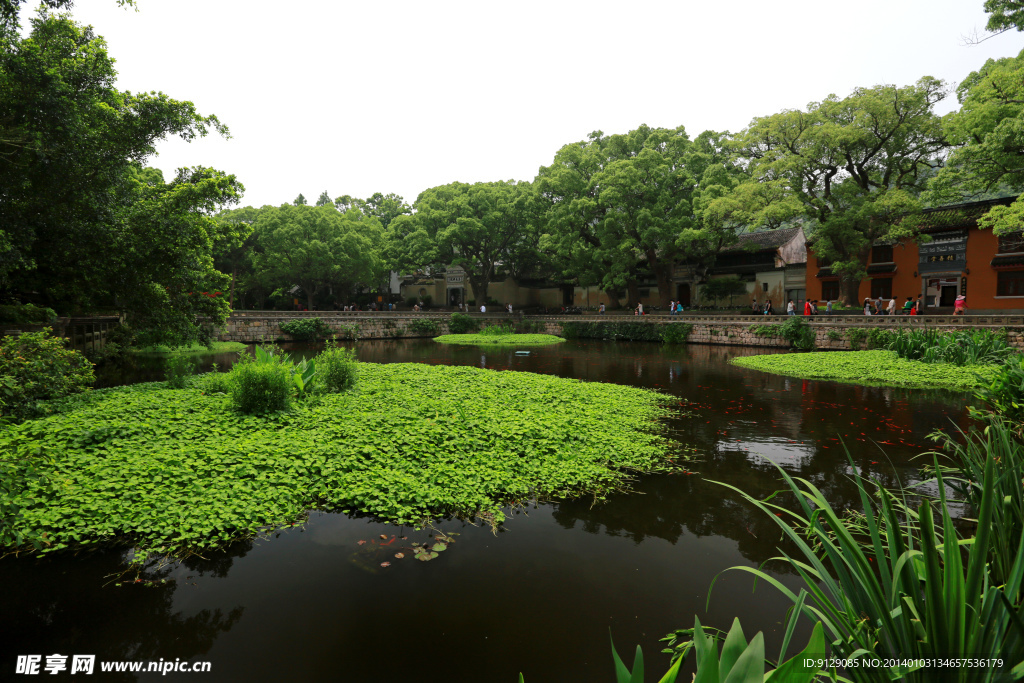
434;315;566;346
0;341;681;564
731;328;1019;392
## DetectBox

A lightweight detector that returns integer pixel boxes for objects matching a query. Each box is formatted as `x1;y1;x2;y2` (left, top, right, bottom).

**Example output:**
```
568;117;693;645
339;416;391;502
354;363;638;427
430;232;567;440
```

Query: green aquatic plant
885;328;1014;366
731;350;999;392
0;363;680;560
434;334;565;346
164;354;196;389
711;455;1024;682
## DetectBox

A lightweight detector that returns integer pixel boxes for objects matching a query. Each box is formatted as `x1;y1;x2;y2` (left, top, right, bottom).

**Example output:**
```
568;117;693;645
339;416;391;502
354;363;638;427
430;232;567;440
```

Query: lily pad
432;543;447;552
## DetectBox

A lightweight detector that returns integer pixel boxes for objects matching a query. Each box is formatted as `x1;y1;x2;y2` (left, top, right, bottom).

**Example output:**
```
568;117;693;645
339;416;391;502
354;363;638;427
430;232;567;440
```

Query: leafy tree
985;0;1024;33
926;50;1024;234
391;181;537;304
293;193;307;206
0;11;240;345
362;192;411;230
701;277;748;307
315;191;333;207
537;126;746;309
731;78;948;303
252;204;383;310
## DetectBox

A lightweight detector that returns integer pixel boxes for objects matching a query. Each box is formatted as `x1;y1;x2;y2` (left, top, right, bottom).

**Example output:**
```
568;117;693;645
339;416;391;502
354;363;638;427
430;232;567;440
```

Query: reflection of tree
2;548;244;681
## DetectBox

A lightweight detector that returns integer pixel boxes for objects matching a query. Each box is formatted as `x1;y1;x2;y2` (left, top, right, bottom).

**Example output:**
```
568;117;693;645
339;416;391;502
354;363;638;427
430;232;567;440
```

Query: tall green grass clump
779;316;815;350
449;312;479;334
314;343;358;393
164;355;196;388
886;328;1014;366
228;354;292;413
974;353;1024;429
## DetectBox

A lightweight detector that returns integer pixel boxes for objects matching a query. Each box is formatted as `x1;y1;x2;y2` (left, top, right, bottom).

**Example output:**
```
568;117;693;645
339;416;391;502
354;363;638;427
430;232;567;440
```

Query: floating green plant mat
731;350;1000;392
433;333;565;346
132;341;248;355
0;363;681;561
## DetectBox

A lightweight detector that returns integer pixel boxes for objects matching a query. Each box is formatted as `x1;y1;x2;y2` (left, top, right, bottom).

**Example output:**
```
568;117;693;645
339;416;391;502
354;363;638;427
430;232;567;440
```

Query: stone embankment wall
218;311;1024;350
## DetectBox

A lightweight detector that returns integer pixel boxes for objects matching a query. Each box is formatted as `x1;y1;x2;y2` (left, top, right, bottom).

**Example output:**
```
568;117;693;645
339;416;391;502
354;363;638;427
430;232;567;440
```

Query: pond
3;341;969;682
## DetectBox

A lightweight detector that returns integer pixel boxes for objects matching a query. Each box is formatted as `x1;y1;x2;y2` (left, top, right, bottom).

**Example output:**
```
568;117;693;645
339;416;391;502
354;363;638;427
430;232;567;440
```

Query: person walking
480;304;486;313
764;299;773;315
953;294;967;316
599;303;605;315
863;298;873;315
825;299;833;314
804;298;812;316
886;297;896;316
787;300;795;316
902;296;913;315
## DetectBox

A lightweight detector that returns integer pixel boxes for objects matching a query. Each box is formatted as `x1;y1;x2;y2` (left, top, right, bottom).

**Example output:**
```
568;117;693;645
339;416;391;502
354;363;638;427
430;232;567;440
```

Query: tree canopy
389;181;537;305
730;78;948;302
0;11;241;344
927;49;1024;235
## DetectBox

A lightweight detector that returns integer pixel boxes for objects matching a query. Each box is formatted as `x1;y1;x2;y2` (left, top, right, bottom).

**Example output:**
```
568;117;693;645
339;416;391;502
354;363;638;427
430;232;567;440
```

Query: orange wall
808;230;1024;311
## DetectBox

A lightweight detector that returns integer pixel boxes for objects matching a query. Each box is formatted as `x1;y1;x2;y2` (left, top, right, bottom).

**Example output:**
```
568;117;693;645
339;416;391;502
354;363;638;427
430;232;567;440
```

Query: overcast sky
59;0;1024;209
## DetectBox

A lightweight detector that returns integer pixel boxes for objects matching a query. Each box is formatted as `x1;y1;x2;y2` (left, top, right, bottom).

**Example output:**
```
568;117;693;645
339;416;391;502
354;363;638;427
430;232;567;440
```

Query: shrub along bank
730;350;1001;392
0;363;680;561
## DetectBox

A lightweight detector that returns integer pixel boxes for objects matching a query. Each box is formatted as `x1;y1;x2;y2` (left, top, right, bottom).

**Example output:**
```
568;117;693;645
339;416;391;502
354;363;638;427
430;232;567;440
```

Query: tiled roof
909;196;1017;233
992;254;1024;269
721;226;803;253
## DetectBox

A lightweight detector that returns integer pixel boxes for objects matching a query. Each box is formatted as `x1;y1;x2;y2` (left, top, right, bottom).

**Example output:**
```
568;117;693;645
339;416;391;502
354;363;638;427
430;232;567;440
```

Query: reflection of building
806;197;1024;313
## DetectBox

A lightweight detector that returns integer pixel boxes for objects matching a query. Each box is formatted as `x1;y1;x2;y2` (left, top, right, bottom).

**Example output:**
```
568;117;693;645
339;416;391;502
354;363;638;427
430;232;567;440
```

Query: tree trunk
626;279;641;308
655;264;674;311
470;276;489;307
230;267;236;310
603;288;621;309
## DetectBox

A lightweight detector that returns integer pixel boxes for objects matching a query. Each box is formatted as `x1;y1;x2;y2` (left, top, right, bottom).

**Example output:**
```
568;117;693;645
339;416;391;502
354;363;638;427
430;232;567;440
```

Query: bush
659;323;692;344
279;317;332;341
560;321;663;342
0;328;94;422
199;364;232;394
779;316;815;350
405;296;418;308
422;295;433;308
0;303;57;324
164;355;196;388
846;327;869;350
748;323;781;337
449;312;479;334
228;357;292;413
408;318;440;336
314;343;358;393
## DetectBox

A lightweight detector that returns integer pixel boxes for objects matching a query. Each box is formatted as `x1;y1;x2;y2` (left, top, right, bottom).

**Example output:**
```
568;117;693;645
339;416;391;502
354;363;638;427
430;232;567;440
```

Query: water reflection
15;339;971;682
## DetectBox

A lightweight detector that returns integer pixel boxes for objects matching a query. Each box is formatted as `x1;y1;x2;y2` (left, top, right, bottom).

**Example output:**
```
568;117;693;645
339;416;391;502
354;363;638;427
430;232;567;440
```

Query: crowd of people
745;293;968;317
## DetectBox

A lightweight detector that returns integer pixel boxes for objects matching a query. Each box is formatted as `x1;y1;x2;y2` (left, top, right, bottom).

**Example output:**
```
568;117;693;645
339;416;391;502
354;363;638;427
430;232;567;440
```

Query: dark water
4;341;969;682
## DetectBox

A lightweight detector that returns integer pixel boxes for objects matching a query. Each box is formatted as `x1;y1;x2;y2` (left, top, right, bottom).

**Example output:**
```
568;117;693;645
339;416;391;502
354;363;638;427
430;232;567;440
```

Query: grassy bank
730;350;1000;391
132;341;248;355
434;333;565;346
0;363;679;560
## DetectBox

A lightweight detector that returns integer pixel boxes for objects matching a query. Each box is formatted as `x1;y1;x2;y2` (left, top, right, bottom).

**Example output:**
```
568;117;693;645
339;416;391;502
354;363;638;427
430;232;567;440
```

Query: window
870;278;892;299
821;280;840;301
997;270;1024;296
871;245;894;263
998;232;1024;254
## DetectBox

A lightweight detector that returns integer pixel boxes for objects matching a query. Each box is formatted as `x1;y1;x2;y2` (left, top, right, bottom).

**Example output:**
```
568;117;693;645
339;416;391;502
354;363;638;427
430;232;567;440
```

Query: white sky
56;0;1024;208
